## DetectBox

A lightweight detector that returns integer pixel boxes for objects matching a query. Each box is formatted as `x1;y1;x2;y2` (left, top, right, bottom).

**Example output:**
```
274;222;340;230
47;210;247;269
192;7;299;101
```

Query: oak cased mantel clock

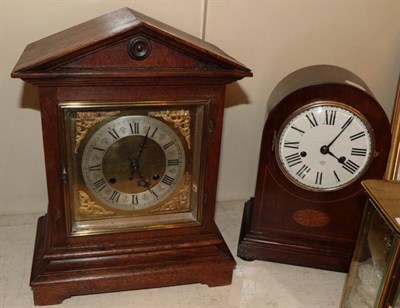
237;65;390;272
11;8;252;305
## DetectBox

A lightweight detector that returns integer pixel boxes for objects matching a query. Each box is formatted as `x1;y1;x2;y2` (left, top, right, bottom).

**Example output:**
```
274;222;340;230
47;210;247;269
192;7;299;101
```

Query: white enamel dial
276;102;374;191
81;115;185;210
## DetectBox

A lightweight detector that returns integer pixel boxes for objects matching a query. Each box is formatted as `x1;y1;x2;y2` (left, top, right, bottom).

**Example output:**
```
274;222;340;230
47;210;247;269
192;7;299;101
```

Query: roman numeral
109;191;120;202
315;171;323;185
342;160;360;174
333;170;341;183
351;148;367;156
163;141;175;150
161;175;175;186
108;128;120;140
167;159;180;166
132;195;139;205
284;141;300;149
350;131;366;141
88;164;101;171
130;122;139;134
93;178;106;191
341;117;354;130
285;153;302;167
306;112;318;128
150;127;158;138
296;164;311;179
324;110;336;126
290;126;305;136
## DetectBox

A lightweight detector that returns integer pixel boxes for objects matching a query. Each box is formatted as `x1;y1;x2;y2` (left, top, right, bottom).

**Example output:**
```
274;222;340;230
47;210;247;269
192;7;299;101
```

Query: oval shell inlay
293;209;330;227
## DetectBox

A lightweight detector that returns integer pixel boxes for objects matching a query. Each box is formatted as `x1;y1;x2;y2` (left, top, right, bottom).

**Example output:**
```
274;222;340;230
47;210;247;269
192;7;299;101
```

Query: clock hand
137;172;158;199
134;156;159;199
320;146;346;164
326;117;354;148
136;126;150;162
147;186;159;199
327;151;346;164
129;156;137;181
130;127;150;181
320;117;353;165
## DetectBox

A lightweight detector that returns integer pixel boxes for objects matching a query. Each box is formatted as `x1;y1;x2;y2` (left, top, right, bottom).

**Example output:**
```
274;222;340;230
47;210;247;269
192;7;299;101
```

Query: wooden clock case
237;65;390;272
11;8;252;305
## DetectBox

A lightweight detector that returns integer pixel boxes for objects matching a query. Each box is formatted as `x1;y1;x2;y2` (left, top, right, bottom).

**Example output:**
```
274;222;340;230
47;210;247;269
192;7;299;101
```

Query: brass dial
81;115;185;210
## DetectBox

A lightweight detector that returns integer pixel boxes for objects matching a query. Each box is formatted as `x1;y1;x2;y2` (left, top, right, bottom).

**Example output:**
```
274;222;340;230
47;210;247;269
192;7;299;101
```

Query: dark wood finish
11;7;250;81
32;216;235;306
12;8;251;305
238;65;390;272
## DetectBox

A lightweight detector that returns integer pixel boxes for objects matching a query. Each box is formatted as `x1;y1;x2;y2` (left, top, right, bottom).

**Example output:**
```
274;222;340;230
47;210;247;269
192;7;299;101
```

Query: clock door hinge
61;168;68;183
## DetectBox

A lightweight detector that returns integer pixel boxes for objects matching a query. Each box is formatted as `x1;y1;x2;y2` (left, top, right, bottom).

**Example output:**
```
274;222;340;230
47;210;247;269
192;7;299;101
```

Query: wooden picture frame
386;77;400;180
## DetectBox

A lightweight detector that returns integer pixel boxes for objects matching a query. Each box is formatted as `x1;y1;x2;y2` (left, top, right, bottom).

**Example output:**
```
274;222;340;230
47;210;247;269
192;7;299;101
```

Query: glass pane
343;202;396;307
59;101;208;236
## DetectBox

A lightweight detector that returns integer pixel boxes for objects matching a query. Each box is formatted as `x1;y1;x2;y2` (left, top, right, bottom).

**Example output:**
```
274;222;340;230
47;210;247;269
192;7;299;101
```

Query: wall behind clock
1;0;399;215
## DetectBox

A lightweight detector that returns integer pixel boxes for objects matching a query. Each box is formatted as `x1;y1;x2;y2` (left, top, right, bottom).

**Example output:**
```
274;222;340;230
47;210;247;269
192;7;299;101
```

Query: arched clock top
238;65;390;272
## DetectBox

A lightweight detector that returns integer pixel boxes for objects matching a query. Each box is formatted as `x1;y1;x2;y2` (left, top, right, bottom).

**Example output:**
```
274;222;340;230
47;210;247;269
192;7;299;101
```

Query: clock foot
32;286;71;306
30;216;236;305
238;256;255;262
237;198;257;262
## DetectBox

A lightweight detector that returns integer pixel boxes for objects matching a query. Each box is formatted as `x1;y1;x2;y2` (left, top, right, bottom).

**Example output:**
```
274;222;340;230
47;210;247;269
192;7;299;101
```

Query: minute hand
327;117;354;147
136;126;150;162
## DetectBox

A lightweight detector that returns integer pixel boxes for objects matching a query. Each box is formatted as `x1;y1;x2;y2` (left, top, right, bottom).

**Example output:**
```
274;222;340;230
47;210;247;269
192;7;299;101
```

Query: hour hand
320;146;346;164
138;177;158;199
328;151;346;164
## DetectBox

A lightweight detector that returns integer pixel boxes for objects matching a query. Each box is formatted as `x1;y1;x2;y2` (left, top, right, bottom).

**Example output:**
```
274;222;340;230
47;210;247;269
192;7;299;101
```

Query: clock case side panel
30;84;236;305
36;87;68;248
238;83;391;272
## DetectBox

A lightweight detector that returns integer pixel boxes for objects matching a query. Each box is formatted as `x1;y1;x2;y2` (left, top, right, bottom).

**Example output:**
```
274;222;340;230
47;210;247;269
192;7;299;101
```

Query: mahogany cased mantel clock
237;65;390;272
11;8;252;305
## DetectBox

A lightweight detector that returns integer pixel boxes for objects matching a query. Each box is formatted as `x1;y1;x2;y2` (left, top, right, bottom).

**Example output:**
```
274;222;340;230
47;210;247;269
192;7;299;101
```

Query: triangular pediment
12;8;252;81
59;32;217;71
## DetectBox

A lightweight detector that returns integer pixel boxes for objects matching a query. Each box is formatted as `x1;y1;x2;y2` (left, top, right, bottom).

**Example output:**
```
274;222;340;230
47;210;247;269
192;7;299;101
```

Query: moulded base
31;216;236;306
237;198;351;273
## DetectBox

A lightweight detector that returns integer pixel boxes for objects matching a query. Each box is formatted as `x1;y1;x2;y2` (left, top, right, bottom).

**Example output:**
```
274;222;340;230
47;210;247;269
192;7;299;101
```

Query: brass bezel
58;100;209;236
275;101;375;192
